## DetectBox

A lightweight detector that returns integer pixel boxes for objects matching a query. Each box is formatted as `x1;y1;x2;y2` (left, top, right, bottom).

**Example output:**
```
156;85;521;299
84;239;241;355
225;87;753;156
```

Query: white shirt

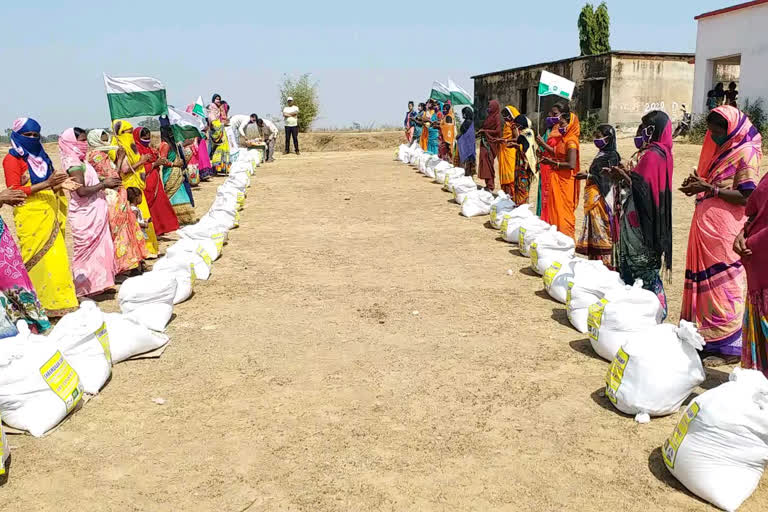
229;114;252;137
283;105;299;127
259;119;278;140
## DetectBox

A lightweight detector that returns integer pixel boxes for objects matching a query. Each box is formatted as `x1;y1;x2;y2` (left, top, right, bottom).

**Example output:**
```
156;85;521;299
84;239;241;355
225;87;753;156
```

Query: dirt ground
1;140;767;511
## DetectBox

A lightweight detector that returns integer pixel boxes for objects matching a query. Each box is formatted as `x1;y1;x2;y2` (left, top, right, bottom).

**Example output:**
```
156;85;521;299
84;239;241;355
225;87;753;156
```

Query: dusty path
2;147;766;511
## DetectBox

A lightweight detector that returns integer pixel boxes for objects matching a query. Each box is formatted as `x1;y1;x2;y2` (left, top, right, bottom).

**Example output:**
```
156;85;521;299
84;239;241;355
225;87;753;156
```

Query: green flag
430;81;450;103
448;79;472;105
537;71;575;100
168;106;205;143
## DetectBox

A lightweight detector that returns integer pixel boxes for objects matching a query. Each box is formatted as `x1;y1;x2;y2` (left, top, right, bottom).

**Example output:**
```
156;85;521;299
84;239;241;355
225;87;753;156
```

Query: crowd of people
404;97;767;377
706;81;739;110
0;93;281;339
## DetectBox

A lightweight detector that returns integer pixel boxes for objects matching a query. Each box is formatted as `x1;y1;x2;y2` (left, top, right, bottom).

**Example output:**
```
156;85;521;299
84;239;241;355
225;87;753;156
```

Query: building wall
693;4;768;115
608;55;694;133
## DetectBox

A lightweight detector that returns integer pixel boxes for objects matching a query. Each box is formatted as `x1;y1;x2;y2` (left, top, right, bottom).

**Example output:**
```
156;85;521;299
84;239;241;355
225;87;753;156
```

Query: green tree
578;2;610;56
279;73;320;132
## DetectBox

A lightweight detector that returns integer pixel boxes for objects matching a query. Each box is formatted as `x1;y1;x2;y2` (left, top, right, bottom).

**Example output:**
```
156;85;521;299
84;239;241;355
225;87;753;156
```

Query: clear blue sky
2;0;733;133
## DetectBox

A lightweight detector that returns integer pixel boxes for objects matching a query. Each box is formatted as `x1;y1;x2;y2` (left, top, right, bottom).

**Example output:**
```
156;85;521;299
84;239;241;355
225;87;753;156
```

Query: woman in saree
133;127;180;235
438;102;455;161
497;105;520;198
535;103;565;222
576;124;621;267
426;100;441;155
87;129;148;273
734;169;768;378
607;110;674;319
412;103;425;148
60;127;119;297
208;93;222;124
456;107;476;177
110;120;159;257
476;100;502;191
541;110;581;238
509;115;538;205
159;124;196;225
2;118;78;317
210;120;232;175
680;106;760;364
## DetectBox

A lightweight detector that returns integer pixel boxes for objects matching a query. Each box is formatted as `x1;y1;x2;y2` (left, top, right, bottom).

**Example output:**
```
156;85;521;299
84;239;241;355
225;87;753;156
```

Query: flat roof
470;51;696;79
695;0;768;20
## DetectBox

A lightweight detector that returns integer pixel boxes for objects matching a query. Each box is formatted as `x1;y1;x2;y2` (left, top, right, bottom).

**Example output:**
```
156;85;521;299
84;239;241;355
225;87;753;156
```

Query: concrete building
471;51;694;134
693;0;768;115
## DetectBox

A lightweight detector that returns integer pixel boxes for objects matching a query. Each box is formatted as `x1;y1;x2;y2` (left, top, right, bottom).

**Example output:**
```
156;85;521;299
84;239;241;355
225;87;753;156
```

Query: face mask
634;125;655;149
634;136;645;149
75;140;88;158
545;116;560;128
558;126;567;136
594;137;608;150
711;133;728;146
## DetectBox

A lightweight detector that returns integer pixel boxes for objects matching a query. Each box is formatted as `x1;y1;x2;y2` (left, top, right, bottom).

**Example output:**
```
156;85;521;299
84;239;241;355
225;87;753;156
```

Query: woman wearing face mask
60;127;121;297
439;101;455;162
497;105;520;198
680;106;760;365
425;100;442;155
575;124;620;267
511;115;539;205
540;110;581;238
412;103;425;148
133;127;180;236
208;93;222;124
476;100;502;191
535;103;564;221
3;118;78;317
456;107;476;177
607;110;674;319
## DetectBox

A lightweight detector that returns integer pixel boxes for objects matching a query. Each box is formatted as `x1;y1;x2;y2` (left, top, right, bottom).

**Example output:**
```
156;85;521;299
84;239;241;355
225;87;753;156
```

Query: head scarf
503;106;520;120
589;124;621;198
481;100;502;139
8;117;54;184
58;128;87;170
696;105;762;190
87;129;118;153
110;120;141;166
133;127;157;171
561;112;581;174
513;115;538;173
440;102;455;146
459;107;474;137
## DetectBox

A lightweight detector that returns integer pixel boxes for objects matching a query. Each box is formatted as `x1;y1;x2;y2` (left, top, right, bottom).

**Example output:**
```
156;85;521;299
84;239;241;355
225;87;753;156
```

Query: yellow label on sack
531;242;539;268
94;322;111;365
587;299;609;343
566;281;574;306
605;347;630;404
444;175;450;185
190;263;197;282
453;189;457;200
237;192;245;204
490;206;498;224
543;262;562;288
40;351;82;413
500;218;509;235
518;227;527;247
462;195;468;205
663;402;700;469
196;246;213;267
235;211;240;226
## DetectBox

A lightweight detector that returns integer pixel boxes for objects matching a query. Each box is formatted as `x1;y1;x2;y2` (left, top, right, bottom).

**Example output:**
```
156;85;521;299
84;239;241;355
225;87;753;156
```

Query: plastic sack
149;258;196;305
530;227;576;275
460;189;495;218
588;281;664;361
544;258;603;304
499;205;536;243
443;173;471;193
489;193;517;229
437;166;465;187
118;273;177;332
0;417;7;476
566;265;625;333
104;313;169;363
0;322;83;437
662;368;768;512
166;238;216;278
397;144;409;162
606;321;706;421
49;301;111;395
454;181;480;204
518;220;552;257
432;161;454;183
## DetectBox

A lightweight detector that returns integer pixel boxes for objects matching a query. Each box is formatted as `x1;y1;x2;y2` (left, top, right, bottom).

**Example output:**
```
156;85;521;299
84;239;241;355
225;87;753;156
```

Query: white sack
545;259;604;304
460;189;495;218
445;174;473;193
454;181;480;204
104;313;169;363
489;193;517;229
432;161;454;183
438;166;466;188
0;322;84;437
0;418;7;476
606;321;706;420
530;227;576;275
499;205;536;243
662;368;768;512
118;273;177;332
149;258;196;305
566;265;625;333
167;238;216;278
518;220;552;257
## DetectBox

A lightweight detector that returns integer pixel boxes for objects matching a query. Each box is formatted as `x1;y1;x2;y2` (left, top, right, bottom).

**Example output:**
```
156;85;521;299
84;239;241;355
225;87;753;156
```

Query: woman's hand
574;171;589;180
103;177;122;189
733;230;752;257
541;157;557;166
0;188;27;206
47;172;69;188
679;175;712;196
116;147;126;160
605;166;631;184
536;135;547;146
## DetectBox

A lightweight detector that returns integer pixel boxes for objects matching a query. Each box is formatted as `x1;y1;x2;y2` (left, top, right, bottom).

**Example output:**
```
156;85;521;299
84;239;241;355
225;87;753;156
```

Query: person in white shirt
256;117;278;162
282;97;300;155
229;114;254;139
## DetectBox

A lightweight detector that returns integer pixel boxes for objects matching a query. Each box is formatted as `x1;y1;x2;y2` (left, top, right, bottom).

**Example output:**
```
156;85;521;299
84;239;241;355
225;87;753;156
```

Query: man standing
257;117;279;162
283;97;300;155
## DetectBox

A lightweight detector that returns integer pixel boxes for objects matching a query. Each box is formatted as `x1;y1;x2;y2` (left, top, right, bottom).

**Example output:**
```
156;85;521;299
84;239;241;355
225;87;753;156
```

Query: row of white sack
394;146;768;511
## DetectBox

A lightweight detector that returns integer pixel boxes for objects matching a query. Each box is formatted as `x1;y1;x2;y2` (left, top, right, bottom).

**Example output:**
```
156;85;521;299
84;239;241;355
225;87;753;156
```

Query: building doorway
709;55;741;108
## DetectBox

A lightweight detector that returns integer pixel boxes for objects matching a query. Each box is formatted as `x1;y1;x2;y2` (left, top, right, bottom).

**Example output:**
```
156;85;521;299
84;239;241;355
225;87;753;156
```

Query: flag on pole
192;96;206;118
448;79;472;106
103;74;168;120
429;81;450;103
168;106;206;143
537;71;575;100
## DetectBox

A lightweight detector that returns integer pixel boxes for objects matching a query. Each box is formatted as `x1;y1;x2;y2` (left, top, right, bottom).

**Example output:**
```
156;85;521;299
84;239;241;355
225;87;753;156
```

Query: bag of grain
460;189;495;217
49;301;111;394
544;259;601;304
454;181;480;204
438;166;466;188
397;144;410;162
0;322;83;437
662;367;768;512
104;313;169;363
499;205;536;243
566;265;625;333
489;193;517;229
530;227;576;275
149;258;196;305
519;220;552;257
605;320;706;422
432;161;454;183
444;174;473;193
118;273;177;332
587;281;664;361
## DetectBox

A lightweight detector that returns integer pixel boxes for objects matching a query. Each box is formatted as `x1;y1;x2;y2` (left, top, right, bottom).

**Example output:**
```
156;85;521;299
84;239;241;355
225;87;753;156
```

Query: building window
518;88;528;114
588;80;604;109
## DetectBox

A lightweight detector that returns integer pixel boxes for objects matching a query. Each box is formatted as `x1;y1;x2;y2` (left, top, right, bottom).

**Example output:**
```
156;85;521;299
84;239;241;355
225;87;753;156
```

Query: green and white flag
192;96;206;118
168;106;205;143
104;74;168;120
538;71;575;100
448;79;472;106
430;81;450;103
